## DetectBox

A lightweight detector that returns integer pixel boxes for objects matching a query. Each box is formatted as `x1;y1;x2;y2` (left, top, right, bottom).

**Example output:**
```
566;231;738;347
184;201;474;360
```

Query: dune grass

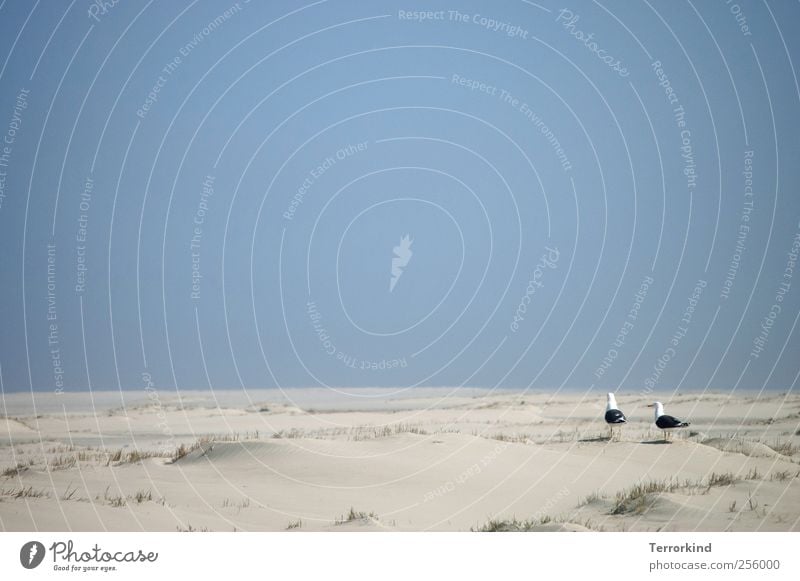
0;485;50;499
334;507;378;525
1;463;29;478
473;514;556;531
610;479;691;515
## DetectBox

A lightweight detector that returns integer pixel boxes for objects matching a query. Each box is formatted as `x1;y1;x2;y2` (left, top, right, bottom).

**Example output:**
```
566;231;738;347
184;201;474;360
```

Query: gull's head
606;392;618;411
648;401;664;419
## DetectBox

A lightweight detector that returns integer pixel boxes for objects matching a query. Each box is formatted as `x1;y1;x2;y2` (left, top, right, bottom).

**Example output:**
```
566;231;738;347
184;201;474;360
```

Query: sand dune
1;389;798;531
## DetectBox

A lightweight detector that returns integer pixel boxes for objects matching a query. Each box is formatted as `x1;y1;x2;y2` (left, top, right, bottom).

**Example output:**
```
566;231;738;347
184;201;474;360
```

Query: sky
0;0;798;396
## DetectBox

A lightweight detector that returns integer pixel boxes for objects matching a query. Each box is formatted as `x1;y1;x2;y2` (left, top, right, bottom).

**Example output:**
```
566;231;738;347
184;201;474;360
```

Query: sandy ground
1;388;798;532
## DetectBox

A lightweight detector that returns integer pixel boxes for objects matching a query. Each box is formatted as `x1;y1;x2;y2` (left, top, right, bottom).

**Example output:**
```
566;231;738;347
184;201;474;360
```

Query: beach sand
1;389;798;532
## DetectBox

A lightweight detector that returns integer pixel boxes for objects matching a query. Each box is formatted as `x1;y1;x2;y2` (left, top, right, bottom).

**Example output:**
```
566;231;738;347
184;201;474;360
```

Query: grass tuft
1;463;28;478
176;523;209;532
473;517;533;532
0;485;49;499
335;507;378;525
770;470;793;482
610;479;686;515
766;437;797;456
707;472;737;487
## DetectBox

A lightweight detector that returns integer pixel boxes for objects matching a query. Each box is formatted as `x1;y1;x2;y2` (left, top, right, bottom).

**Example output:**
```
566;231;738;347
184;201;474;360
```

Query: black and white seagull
604;393;626;440
649;401;690;441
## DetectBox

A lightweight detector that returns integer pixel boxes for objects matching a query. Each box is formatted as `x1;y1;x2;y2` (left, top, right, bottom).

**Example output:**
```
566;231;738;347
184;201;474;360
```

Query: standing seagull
604;393;626;440
649;401;690;442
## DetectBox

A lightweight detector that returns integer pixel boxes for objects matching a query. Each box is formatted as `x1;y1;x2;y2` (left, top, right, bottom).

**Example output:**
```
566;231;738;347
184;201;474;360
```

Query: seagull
649;401;690;442
604;393;626;440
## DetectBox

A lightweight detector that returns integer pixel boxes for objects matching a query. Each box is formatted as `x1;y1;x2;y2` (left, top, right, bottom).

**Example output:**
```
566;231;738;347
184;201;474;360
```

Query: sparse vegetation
0;485;49;499
170;441;204;462
349;424;427;441
107;494;126;507
707;472;737;487
104;448;167;466
610;479;687;515
770;470;795;482
484;432;532;444
96;485;159;507
272;429;305;439
193;431;260;443
706;467;762;489
221;496;251;510
48;454;77;471
474;517;534;532
766;437;797;456
472;513;558;532
3;393;799;534
579;490;606;506
171;443;193;462
606;468;767;515
744;467;761;480
272;423;429;441
61;483;79;501
132;489;153;504
335;507;378;525
1;463;28;478
169;438;220;462
176;523;209;532
746;491;759;512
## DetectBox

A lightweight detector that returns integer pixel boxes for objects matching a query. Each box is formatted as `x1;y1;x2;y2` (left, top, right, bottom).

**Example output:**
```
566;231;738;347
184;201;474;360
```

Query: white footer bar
1;532;797;580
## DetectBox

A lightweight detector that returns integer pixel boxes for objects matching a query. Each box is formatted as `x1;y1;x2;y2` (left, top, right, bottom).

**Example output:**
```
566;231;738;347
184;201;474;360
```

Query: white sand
1;389;798;531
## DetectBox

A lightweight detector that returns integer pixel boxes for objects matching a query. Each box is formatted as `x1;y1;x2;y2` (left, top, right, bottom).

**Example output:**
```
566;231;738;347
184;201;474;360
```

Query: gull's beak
646;404;654;407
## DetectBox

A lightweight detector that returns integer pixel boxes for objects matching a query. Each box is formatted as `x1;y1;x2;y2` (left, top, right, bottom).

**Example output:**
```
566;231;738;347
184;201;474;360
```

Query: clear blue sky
0;0;798;394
